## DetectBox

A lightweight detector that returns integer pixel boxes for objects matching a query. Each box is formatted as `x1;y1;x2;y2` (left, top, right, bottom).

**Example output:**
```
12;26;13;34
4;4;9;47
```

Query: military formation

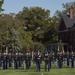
0;50;75;72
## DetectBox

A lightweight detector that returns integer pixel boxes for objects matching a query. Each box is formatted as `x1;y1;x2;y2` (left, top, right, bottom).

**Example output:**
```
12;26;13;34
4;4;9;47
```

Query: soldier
8;53;12;68
1;52;7;69
13;53;19;69
18;52;22;67
51;52;55;64
44;51;51;71
33;51;37;64
5;52;9;69
1;53;4;69
66;52;70;66
56;51;62;69
23;53;26;69
23;52;31;69
63;53;66;66
0;53;2;68
49;51;52;69
35;50;42;72
69;52;74;68
28;52;31;68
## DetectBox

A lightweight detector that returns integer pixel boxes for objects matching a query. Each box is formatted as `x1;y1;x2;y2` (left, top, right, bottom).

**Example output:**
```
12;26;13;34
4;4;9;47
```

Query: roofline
58;29;68;32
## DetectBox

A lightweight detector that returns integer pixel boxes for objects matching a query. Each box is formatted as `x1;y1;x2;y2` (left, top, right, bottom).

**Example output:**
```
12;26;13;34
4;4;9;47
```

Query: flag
26;47;29;53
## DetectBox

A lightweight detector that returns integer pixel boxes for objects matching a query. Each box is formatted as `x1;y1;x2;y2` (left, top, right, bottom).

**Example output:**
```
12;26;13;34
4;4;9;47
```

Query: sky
2;0;75;17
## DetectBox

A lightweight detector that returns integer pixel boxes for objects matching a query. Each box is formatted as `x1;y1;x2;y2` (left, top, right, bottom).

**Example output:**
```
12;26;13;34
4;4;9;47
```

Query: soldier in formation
23;51;31;69
69;52;74;68
44;51;52;71
56;51;63;69
34;50;42;72
0;50;75;71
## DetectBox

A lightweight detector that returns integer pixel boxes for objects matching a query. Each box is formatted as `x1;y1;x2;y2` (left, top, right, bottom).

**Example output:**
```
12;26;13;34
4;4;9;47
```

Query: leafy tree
0;0;4;12
55;1;75;17
7;27;22;52
0;14;22;52
16;7;58;44
42;16;58;43
18;28;33;51
0;6;59;52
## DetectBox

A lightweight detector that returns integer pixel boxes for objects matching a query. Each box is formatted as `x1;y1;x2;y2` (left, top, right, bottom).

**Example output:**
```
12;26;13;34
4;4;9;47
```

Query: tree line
0;1;75;53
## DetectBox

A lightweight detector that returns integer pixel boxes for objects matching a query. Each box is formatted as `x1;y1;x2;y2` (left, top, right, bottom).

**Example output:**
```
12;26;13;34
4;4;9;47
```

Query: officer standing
35;50;42;72
8;53;12;68
32;51;36;63
56;51;62;69
44;51;51;71
28;51;31;68
5;52;9;69
66;52;70;66
24;52;31;69
18;52;21;67
69;52;74;68
63;52;69;66
13;53;19;69
1;52;7;69
51;52;55;64
0;53;2;68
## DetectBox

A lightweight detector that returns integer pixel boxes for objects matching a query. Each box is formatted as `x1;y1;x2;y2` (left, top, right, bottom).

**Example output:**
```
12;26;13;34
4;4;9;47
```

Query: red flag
26;47;29;53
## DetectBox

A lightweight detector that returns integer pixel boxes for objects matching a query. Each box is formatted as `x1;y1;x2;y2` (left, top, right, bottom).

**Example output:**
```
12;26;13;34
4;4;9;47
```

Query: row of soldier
0;50;75;71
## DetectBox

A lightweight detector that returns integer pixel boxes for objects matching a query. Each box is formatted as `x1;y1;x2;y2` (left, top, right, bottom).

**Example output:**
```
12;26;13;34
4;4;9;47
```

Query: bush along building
58;8;75;52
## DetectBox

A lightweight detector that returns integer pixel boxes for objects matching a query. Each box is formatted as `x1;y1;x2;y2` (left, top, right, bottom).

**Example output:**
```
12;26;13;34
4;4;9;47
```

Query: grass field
0;62;75;75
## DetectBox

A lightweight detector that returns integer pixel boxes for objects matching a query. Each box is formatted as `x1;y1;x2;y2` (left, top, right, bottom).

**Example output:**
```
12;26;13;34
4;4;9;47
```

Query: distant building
9;13;16;18
58;8;75;52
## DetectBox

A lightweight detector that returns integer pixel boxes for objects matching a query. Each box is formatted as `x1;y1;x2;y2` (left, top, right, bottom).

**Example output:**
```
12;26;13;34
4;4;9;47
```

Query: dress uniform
6;53;9;69
52;52;55;64
66;53;70;66
1;53;7;69
7;53;12;68
64;53;69;66
33;51;37;64
44;51;51;71
1;53;5;69
13;53;19;69
24;52;31;69
18;53;21;67
35;51;42;72
56;53;62;69
28;52;31;68
8;53;12;67
69;53;74;68
0;53;2;68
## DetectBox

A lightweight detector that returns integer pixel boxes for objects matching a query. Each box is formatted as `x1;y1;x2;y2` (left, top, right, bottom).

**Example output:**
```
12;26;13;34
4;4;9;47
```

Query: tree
42;16;58;43
17;28;33;51
55;1;75;17
16;7;57;43
0;14;22;52
0;0;4;12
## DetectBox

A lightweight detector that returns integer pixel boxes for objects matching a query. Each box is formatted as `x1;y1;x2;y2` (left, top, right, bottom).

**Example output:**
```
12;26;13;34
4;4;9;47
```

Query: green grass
0;62;75;75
